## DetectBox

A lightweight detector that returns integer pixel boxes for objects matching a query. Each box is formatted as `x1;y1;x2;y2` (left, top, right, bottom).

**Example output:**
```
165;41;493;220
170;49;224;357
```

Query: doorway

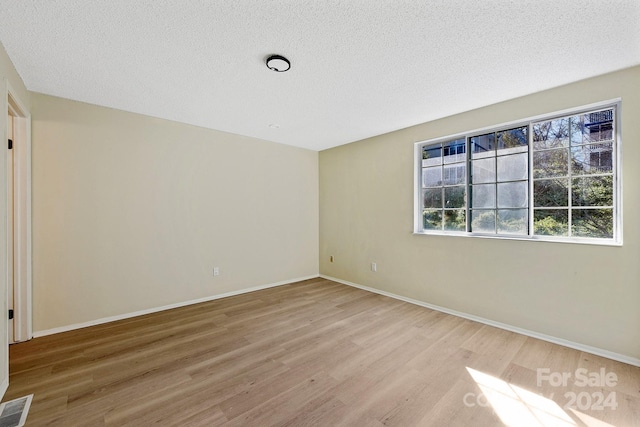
6;85;32;343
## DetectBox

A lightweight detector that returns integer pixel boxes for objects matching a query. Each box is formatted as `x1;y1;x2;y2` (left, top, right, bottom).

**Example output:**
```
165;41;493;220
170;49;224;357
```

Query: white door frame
6;82;32;343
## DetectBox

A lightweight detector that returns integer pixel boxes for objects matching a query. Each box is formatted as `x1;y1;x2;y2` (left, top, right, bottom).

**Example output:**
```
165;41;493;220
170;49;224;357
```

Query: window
415;104;620;244
421;138;466;231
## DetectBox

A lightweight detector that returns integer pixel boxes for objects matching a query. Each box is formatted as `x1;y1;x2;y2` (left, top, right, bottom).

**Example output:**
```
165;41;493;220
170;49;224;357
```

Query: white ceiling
1;1;639;151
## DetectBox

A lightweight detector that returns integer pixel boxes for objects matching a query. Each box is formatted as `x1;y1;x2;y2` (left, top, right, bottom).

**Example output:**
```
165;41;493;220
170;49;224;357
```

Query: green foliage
533;117;614;238
423;209;466;231
572;176;613;207
572;209;613;238
423;188;442;209
534;179;568;207
444;186;465;208
497;211;527;234
444;210;466;231
423;209;441;230
471;211;495;232
533;149;568;178
497;127;527;149
534;215;567;236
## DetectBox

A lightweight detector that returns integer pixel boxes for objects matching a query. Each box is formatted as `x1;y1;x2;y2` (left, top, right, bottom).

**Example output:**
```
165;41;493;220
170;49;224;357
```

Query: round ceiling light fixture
266;54;291;72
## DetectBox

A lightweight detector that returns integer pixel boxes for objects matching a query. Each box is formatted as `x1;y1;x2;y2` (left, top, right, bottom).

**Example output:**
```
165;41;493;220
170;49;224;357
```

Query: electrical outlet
371;262;377;272
213;267;220;276
330;255;334;263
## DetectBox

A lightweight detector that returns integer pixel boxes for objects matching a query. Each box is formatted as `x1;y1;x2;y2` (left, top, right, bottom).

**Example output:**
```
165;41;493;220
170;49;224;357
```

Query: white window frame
413;100;622;246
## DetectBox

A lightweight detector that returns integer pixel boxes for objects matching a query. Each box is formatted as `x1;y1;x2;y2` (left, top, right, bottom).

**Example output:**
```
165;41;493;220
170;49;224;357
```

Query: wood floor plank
416;378;504;426
2;278;639;426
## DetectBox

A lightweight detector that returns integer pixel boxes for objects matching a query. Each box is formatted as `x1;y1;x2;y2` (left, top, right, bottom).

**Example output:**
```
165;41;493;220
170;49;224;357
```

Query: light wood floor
3;278;639;426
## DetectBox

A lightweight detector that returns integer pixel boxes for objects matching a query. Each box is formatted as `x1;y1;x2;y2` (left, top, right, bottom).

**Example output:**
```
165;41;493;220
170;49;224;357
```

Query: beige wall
319;66;640;360
0;41;30;393
31;93;318;332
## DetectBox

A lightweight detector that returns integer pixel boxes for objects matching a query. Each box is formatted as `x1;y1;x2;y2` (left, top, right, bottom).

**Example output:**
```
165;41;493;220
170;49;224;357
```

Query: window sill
412;230;622;247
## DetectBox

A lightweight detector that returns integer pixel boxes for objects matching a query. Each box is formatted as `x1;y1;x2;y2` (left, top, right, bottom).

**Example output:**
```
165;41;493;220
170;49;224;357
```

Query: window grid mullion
613;107;618;240
567;128;573;237
440;158;445;230
466;137;471;232
493;133;498;234
528;124;534;236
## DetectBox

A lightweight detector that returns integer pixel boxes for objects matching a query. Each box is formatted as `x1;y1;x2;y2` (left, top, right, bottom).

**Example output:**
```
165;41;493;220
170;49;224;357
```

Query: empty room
0;1;639;426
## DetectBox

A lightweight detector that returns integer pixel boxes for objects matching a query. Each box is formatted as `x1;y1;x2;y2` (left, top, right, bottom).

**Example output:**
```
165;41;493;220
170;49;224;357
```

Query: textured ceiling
1;1;639;151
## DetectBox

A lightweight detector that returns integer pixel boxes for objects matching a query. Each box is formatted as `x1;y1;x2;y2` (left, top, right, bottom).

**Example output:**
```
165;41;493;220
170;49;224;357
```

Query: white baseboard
33;275;319;338
320;275;640;368
0;377;7;400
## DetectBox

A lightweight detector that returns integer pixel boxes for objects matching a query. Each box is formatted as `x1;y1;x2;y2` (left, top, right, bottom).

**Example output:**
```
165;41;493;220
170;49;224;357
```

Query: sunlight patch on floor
466;367;616;427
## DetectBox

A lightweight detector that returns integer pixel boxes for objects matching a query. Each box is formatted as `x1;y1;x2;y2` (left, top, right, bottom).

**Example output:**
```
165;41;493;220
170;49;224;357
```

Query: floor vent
0;394;33;427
